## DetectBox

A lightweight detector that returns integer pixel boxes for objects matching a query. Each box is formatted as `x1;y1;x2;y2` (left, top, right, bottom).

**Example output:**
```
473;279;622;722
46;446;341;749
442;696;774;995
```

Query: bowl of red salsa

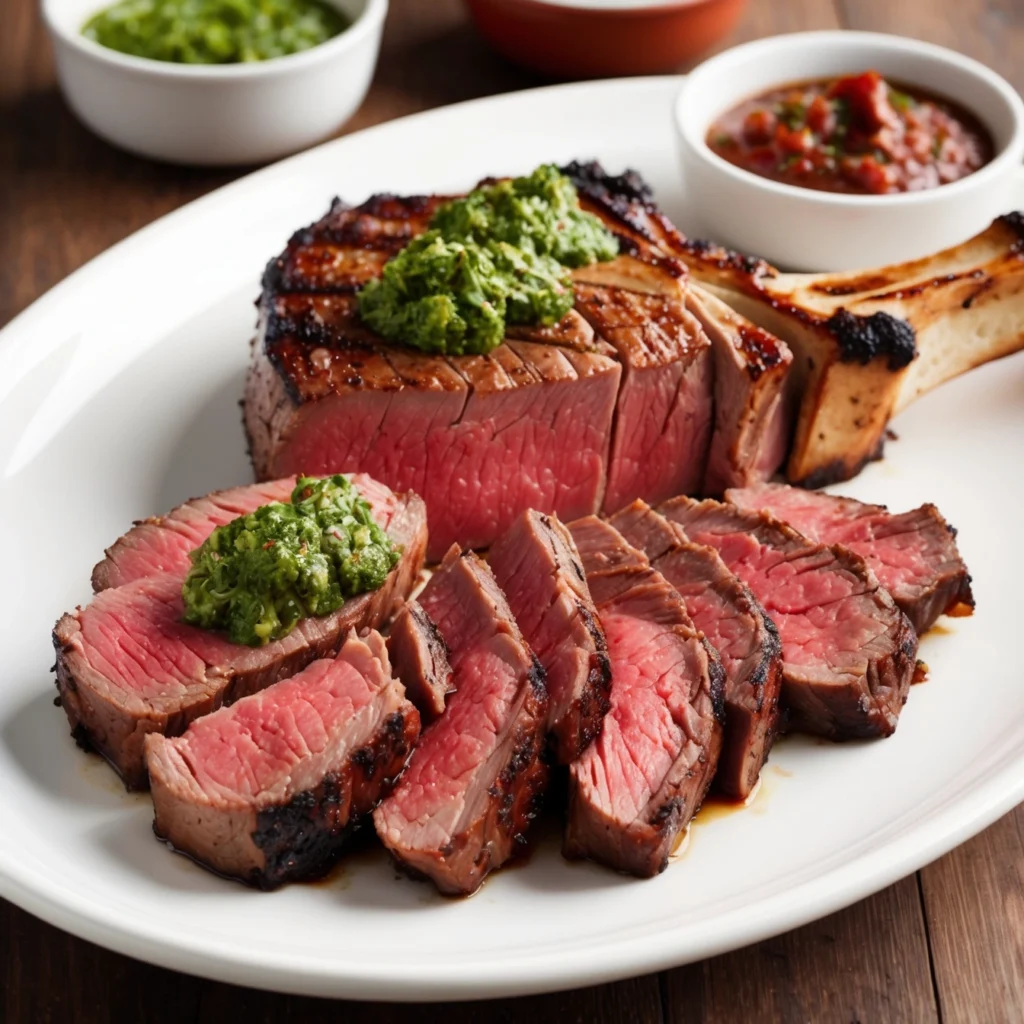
674;32;1024;270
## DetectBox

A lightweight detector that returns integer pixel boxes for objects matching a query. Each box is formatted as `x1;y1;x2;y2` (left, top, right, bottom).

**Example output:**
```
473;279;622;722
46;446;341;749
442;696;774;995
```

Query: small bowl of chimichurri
41;0;387;165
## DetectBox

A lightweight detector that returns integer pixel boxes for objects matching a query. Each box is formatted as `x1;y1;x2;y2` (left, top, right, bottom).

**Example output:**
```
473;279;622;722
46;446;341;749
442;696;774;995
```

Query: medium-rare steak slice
725;483;975;634
373;547;549;896
686;285;793;495
145;631;419;888
564;517;724;877
610;500;782;800
385;599;454;723
54;489;427;790
90;473;396;592
488;510;611;764
244;191;624;559
573;283;714;514
658;496;917;739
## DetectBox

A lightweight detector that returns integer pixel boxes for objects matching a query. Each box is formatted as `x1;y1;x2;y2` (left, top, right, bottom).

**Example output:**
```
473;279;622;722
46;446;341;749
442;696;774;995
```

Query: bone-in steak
373;547;549;896
564;516;723;877
53;483;427;790
145;631;419;888
659;496;917;739
489;510;611;764
610;500;782;800
726;483;974;633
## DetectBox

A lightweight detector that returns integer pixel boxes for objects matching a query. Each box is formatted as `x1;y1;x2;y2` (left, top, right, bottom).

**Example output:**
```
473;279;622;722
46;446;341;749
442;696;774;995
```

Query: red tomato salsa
706;71;993;195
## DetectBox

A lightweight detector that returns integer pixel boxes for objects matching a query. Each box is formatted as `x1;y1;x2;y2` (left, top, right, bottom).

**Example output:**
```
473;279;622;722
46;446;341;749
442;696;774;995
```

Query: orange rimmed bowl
465;0;747;79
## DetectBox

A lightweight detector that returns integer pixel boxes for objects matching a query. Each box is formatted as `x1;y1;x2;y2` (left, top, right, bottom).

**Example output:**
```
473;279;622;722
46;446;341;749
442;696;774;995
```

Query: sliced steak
145;631;419;888
563;517;724;877
686;285;793;495
244;192;623;559
573;283;714;514
488;510;611;764
54;489;427;790
611;500;783;800
658;496;917;739
726;483;974;633
373;547;549;896
385;599;454;723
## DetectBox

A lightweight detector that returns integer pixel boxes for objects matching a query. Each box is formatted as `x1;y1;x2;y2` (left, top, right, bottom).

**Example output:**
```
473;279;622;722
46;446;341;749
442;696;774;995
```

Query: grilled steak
611;500;782;800
726;483;974;633
373;547;549;896
564;516;724;877
385;599;454;723
145;631;419;888
244;193;623;559
53;486;427;790
659;496;917;739
488;510;611;764
573;284;713;513
686;285;792;495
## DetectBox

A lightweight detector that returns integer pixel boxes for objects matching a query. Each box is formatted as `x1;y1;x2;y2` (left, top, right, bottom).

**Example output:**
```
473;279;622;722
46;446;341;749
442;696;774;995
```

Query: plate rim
1;74;1022;1001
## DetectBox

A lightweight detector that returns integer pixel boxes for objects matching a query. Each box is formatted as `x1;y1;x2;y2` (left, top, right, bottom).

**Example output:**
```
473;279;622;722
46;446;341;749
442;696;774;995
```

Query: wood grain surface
2;0;1023;1020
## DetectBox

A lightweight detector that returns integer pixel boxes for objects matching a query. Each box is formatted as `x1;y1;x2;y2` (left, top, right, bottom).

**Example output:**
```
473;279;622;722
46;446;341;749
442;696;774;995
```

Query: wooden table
3;0;1023;1019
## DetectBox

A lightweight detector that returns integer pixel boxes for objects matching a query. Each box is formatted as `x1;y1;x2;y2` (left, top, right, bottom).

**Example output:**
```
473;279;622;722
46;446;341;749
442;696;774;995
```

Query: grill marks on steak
53;488;427;790
610;500;782;800
373;547;549;895
564;517;724;877
145;631;419;888
489;510;611;764
573;284;714;514
659;496;917;739
726;483;975;633
386;600;454;723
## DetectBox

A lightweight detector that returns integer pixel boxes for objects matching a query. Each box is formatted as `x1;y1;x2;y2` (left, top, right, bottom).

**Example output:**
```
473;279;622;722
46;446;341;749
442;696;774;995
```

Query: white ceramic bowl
673;31;1024;271
42;0;387;166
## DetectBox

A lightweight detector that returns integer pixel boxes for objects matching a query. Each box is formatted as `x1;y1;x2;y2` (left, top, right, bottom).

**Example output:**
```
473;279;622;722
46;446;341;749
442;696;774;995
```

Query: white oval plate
1;78;1022;1002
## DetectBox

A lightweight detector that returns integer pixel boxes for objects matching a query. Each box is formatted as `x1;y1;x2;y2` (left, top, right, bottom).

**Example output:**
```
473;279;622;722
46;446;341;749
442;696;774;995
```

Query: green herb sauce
82;0;350;65
181;475;399;646
357;164;618;356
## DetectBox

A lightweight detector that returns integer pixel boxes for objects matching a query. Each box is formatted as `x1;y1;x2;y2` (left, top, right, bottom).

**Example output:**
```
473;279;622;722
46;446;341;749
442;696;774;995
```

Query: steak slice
373;547;549;896
573;283;714;514
725;483;975;633
54;489;427;790
90;473;396;592
658;496;917;739
145;631;419;888
488;510;611;764
564;517;724;877
385;599;454;723
244;191;623;559
610;500;783;800
686;285;793;495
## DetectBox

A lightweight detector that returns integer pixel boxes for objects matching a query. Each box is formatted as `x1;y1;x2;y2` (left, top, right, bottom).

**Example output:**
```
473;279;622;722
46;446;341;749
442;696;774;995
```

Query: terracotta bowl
465;0;748;79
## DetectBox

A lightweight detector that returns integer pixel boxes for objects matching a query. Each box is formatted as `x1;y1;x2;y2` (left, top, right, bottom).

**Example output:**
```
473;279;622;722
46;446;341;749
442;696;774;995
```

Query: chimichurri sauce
356;164;619;356
181;475;399;647
83;0;350;65
706;71;992;195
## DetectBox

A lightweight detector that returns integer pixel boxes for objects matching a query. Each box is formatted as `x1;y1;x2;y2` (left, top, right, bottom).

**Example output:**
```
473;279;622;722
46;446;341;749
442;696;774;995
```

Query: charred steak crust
247;708;417;889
